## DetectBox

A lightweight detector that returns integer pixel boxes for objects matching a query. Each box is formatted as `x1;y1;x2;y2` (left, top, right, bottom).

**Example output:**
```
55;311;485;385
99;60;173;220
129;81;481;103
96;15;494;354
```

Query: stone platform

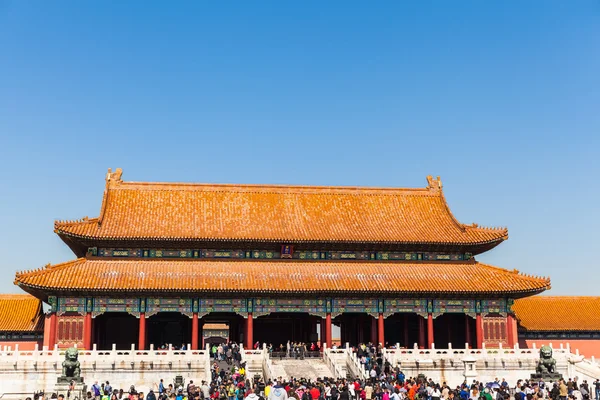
54;383;87;399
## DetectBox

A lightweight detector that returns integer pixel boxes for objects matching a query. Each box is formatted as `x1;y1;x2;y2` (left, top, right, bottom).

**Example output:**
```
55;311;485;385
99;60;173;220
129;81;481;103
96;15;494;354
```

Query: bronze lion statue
61;347;81;378
536;345;556;374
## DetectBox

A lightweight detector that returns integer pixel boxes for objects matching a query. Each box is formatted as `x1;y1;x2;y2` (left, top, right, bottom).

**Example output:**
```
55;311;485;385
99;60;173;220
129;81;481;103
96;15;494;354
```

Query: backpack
302;392;311;400
237;389;245;400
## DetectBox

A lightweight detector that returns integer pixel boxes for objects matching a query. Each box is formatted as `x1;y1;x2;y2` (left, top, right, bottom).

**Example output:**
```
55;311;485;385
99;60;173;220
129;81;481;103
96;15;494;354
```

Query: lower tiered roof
15;258;550;298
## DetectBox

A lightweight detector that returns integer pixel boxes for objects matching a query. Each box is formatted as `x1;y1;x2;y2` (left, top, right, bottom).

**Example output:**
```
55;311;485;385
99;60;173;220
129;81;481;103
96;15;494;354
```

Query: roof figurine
426;175;442;190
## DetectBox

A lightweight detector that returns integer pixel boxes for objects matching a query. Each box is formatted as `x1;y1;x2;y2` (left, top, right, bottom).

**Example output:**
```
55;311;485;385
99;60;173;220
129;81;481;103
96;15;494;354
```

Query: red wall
519;339;600;358
0;340;43;350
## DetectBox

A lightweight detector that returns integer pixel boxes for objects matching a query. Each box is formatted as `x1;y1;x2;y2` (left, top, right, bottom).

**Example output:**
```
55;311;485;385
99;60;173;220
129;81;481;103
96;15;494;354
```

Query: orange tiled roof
514;296;600;332
203;323;228;330
15;258;550;296
0;294;44;332
54;169;508;247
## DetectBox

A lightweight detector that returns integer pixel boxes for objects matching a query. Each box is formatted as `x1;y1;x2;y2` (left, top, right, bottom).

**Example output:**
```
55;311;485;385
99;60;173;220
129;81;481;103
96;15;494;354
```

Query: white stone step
271;359;335;381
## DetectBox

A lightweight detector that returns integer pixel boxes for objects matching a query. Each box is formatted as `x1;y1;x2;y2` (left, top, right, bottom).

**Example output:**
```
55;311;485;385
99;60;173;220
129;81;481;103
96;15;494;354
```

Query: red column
465;315;472;349
48;313;57;349
506;313;515;348
138;312;146;350
403;314;409;348
418;315;426;349
427;313;434;349
325;313;332;348
43;314;52;348
245;313;253;349
378;313;385;346
476;313;483;349
83;312;92;349
191;312;199;350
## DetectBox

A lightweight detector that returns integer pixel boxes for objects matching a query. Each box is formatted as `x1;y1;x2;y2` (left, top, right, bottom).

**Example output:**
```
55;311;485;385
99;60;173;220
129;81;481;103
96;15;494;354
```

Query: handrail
346;347;368;380
262;347;276;382
322;348;345;379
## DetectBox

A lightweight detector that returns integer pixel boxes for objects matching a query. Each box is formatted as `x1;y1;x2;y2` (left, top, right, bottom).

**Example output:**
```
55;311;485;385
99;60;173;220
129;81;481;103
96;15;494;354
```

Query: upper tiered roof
55;169;508;255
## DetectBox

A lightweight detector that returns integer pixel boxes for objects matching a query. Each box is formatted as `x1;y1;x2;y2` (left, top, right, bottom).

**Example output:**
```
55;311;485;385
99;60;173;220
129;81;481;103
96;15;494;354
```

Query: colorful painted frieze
146;298;192;313
332;299;378;313
253;299;327;314
199;299;247;314
94;298;139;313
384;299;427;314
433;299;476;313
57;297;86;314
481;299;507;314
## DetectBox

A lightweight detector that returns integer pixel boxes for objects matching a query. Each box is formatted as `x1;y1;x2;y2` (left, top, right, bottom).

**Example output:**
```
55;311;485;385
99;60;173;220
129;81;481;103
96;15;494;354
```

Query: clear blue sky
0;2;598;295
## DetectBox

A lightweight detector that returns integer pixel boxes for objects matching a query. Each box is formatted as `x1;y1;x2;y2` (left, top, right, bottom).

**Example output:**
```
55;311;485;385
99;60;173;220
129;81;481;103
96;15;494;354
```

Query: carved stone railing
383;342;571;366
346;344;369;380
380;341;597;386
240;345;265;379
0;343;211;395
261;345;277;382
322;346;346;378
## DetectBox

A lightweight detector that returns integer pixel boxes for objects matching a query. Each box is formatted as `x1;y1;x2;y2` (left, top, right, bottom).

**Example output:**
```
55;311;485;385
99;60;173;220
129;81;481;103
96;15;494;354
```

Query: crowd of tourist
27;341;600;400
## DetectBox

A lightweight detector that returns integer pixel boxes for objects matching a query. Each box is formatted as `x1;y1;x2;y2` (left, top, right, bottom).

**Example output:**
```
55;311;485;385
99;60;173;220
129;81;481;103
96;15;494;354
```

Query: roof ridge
114;180;436;194
15;258;86;279
55;217;98;227
104;167;441;194
477;262;551;283
0;293;38;299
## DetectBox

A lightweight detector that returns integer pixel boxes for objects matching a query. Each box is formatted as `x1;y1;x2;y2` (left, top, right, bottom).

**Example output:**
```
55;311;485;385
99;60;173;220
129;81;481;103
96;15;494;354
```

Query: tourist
560;379;569;400
92;382;102;400
339;387;350;400
310;385;320;400
269;381;289;400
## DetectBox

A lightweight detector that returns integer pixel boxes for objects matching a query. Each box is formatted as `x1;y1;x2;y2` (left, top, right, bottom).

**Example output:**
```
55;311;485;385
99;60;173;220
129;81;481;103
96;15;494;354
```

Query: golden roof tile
15;258;550;296
514;296;600;332
0;294;44;332
54;169;508;248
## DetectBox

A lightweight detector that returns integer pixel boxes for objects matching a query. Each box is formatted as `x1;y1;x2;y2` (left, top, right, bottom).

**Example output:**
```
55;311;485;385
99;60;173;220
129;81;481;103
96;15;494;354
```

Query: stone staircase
271;359;335;381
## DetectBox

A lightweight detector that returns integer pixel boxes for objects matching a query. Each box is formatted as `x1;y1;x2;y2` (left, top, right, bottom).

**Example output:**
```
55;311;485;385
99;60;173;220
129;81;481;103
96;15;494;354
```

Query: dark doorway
94;312;138;350
201;313;244;345
147;312;191;349
433;314;468;349
336;314;372;346
254;313;316;347
383;314;421;348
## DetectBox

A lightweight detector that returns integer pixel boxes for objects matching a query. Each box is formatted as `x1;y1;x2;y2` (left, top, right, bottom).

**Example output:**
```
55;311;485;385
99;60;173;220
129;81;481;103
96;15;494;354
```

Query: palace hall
4;168;593;353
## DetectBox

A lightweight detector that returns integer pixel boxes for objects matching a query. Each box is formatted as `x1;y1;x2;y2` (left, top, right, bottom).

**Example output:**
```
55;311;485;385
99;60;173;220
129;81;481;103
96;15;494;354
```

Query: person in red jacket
310;386;320;400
